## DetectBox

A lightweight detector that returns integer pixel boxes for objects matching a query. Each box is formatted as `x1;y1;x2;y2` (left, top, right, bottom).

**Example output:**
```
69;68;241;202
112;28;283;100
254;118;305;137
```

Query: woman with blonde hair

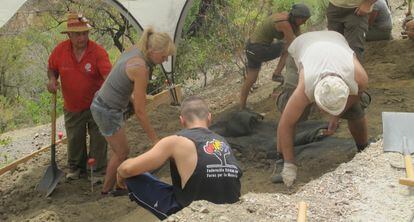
91;28;176;194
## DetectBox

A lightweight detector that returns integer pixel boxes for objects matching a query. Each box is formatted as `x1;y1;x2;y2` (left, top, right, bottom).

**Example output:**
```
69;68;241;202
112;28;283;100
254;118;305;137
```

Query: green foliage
0;91;63;133
19;91;64;126
0;35;30;98
0;96;15;132
175;0;329;87
107;47;122;65
176;1;271;81
0;0;331;134
183;0;203;34
0;137;11;146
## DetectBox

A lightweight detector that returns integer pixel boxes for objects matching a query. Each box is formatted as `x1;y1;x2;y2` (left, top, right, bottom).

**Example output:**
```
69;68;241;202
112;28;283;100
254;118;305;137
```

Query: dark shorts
340;92;371;120
126;173;182;220
245;41;284;69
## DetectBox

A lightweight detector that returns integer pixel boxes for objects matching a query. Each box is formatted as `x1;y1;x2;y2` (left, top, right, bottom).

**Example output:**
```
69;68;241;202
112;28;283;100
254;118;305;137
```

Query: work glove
281;162;298;187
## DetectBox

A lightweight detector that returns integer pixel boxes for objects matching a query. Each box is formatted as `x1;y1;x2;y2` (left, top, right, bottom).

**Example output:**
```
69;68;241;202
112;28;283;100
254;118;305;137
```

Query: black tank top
171;127;242;207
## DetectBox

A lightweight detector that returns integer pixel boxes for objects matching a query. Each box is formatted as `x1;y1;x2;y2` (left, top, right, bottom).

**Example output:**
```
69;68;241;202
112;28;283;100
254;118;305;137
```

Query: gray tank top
97;47;152;110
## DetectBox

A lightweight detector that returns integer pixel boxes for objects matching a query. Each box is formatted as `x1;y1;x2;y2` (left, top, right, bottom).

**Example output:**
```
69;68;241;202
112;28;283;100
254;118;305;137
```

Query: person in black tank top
116;96;242;220
240;4;311;110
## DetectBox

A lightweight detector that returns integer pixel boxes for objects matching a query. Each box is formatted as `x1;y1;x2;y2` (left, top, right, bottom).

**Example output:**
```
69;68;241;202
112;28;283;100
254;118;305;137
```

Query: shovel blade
36;165;64;196
382;112;414;154
36;166;55;192
45;169;64;197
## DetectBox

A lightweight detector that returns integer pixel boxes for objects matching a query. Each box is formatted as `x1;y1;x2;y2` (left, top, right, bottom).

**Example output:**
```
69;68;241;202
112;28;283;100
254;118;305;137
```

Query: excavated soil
1;0;414;221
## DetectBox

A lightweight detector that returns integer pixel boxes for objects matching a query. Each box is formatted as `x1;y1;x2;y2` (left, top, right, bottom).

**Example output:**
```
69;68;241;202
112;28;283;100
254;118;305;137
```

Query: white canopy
0;0;194;75
104;0;194;74
0;0;27;27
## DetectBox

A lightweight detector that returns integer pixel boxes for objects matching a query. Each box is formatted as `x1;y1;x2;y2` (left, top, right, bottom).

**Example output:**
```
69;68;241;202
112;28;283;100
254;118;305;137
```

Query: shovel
36;93;64;197
382;112;414;186
382;112;414;154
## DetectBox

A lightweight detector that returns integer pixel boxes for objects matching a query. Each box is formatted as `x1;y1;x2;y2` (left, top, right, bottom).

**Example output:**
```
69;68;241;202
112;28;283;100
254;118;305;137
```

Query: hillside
1;0;414;221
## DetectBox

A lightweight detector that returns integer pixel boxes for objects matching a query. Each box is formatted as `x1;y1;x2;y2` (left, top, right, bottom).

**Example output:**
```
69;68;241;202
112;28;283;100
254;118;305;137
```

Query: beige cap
314;75;349;116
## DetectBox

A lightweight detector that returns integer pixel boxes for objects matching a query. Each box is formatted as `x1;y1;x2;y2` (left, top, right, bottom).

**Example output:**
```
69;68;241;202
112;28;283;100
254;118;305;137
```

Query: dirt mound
168;140;414;221
1;1;414;220
2;38;413;222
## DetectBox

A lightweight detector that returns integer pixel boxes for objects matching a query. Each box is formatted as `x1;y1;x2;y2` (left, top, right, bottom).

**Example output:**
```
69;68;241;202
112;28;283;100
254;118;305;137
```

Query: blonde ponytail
137;27;176;57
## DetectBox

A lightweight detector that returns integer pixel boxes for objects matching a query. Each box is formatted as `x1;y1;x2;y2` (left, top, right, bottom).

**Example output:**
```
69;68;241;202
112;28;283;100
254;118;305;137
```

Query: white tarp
0;0;194;75
105;0;193;74
0;0;27;27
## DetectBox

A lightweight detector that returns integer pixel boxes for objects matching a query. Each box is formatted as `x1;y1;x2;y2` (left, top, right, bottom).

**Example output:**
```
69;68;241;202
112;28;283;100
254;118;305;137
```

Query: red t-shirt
48;40;112;112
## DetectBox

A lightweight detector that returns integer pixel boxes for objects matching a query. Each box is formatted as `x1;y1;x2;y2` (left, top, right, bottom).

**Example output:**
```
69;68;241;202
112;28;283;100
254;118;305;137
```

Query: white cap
314;75;349;116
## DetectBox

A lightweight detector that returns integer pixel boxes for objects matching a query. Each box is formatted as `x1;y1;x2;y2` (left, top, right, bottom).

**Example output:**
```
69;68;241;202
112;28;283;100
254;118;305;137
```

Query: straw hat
61;13;92;34
314;75;349;116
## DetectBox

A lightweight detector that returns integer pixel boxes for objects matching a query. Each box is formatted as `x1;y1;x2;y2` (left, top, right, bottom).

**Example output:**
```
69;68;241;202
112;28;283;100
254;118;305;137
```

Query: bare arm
353;56;368;94
273;19;296;75
117;136;177;178
355;0;378;16
126;57;158;143
277;71;310;163
334;56;369;118
116;136;177;188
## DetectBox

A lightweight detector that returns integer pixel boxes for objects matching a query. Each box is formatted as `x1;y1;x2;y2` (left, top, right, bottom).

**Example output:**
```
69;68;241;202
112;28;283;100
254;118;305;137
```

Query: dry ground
1;0;414;221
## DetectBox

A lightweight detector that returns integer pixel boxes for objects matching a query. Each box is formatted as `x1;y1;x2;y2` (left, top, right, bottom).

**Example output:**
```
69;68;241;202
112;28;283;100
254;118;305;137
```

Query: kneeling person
117;96;242;220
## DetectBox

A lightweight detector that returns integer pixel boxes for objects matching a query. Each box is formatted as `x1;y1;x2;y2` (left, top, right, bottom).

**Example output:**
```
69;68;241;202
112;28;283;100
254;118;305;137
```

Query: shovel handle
297;201;307;222
404;155;414;178
51;93;57;164
51;93;56;145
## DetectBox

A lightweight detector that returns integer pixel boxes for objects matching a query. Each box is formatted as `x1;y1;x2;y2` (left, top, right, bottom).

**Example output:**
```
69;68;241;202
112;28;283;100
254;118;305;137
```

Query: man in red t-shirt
47;13;112;180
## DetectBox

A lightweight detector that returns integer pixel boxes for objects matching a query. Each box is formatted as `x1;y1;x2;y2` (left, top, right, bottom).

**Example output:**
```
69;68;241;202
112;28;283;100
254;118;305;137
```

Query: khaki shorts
276;87;312;122
326;2;369;62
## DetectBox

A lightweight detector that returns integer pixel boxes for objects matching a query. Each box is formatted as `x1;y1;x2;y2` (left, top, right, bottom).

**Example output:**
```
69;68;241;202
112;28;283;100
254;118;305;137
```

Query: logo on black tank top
203;139;239;179
203;139;230;166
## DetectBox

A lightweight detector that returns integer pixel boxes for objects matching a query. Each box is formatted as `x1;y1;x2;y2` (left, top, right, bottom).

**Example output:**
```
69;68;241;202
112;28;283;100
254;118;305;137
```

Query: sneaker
66;168;81;180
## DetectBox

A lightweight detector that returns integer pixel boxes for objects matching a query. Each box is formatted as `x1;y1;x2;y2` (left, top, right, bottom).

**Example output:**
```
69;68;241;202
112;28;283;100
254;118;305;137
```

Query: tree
46;0;136;52
0;36;28;98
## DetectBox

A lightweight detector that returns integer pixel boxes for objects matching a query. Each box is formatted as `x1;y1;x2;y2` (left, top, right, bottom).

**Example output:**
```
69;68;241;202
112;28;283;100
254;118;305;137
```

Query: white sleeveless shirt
288;31;358;102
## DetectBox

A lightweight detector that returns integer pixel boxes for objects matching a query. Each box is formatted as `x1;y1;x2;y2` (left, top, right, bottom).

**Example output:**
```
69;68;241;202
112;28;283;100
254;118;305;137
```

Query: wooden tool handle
297;201;307;222
51;93;56;145
404;154;414;178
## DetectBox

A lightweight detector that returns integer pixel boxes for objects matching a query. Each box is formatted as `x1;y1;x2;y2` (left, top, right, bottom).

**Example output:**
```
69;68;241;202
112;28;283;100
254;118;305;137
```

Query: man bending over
277;31;370;187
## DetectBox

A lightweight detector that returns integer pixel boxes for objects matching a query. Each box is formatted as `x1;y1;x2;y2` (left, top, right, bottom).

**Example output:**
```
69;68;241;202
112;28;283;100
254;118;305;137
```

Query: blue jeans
126;173;182;220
